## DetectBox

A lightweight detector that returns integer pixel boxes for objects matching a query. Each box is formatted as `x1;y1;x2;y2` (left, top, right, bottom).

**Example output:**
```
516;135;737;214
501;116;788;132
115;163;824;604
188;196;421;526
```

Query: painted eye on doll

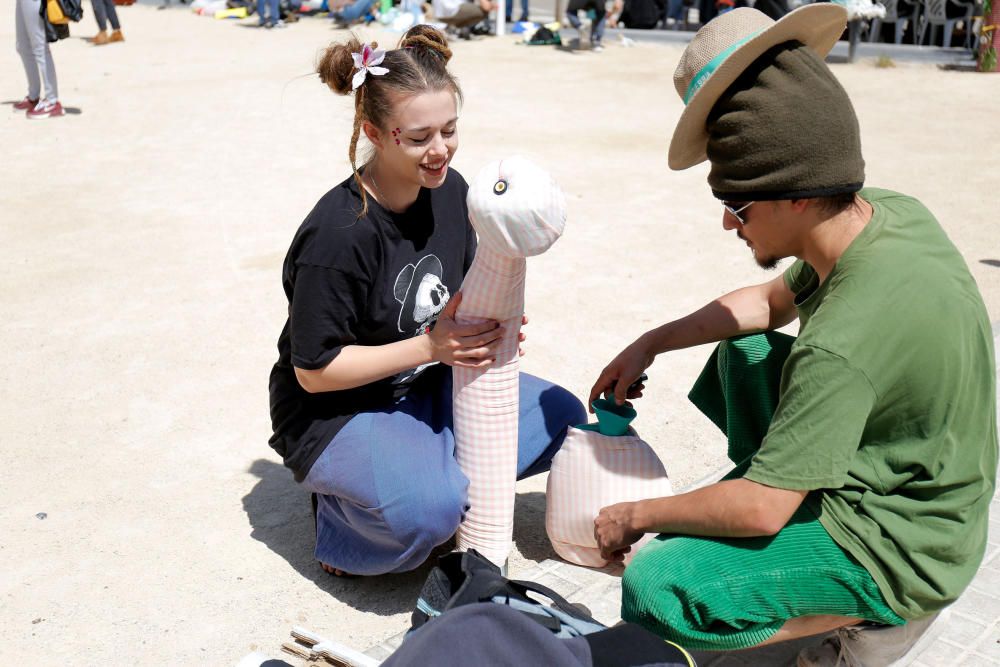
493;180;508;195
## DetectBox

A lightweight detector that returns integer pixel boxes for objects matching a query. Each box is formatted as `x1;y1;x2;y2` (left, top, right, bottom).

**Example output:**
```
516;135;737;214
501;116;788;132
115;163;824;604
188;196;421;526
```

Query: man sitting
590;6;997;664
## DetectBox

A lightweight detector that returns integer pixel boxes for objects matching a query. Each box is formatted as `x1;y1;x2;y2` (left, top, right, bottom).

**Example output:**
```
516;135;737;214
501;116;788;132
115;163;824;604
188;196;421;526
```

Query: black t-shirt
268;169;477;481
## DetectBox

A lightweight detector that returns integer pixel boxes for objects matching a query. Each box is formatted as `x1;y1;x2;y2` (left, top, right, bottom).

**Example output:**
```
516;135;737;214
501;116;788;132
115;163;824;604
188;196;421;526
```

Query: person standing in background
14;0;63;118
91;0;125;45
506;0;528;22
565;0;608;51
258;0;285;28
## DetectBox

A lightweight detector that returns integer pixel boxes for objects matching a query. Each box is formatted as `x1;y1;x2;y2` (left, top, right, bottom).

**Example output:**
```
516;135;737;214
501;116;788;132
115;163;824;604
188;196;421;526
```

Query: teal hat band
683;29;764;106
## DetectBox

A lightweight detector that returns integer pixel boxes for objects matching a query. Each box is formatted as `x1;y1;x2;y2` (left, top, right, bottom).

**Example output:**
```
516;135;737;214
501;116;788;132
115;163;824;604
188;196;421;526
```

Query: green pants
621;333;904;651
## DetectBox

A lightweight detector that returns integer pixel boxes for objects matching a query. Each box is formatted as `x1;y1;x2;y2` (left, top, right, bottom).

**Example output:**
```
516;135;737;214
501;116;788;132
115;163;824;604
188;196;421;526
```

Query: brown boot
109;29;125;43
93;30;109;45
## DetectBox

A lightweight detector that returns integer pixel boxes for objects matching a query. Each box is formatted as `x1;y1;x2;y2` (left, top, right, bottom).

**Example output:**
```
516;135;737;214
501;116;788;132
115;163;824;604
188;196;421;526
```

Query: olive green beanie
706;40;865;201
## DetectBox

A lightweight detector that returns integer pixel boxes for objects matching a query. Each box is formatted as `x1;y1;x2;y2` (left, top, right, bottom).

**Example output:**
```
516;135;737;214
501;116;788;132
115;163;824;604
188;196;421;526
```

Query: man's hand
428;292;504;368
594;501;645;563
589;337;654;410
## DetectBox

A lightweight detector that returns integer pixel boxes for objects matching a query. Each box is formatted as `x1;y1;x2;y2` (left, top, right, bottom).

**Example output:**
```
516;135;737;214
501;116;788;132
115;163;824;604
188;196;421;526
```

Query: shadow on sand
512;490;559;564
242;458;432;616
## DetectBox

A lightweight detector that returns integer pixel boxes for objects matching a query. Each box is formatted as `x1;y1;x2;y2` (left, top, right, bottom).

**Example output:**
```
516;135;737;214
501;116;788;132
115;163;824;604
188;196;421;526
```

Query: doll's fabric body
453;157;567;567
546;406;673;568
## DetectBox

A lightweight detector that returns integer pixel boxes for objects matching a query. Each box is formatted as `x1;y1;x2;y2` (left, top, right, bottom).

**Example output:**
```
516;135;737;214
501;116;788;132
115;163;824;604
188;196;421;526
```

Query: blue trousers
332;0;375;21
302;367;587;575
505;0;528;21
257;0;280;24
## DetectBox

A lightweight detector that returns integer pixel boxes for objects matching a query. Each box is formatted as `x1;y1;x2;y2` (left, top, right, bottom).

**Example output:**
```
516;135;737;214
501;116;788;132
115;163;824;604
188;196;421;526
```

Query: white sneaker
796;610;948;667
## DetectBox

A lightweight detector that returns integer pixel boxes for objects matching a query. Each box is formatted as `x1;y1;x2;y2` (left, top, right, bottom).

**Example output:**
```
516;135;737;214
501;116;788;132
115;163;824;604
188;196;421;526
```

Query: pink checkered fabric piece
453;244;526;567
545;426;673;568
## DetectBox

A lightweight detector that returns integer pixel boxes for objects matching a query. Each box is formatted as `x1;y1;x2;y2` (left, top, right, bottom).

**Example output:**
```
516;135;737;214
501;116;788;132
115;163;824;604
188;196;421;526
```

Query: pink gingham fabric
453;157;567;567
545;426;673;568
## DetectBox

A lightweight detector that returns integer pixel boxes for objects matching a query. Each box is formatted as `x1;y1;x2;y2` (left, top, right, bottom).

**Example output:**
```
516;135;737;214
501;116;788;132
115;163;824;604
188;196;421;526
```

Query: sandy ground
2;3;999;664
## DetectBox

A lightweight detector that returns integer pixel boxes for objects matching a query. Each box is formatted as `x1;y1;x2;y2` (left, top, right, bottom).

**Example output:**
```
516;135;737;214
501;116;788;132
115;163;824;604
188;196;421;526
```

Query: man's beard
739;232;780;270
752;248;779;270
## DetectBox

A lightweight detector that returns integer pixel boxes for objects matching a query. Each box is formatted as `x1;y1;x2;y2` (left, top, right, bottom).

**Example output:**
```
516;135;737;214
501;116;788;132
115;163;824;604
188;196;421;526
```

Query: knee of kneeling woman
386;485;466;552
544;383;588;427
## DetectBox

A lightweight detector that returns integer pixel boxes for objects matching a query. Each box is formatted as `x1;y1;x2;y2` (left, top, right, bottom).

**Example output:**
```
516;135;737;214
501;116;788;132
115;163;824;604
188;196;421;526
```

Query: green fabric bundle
706;41;865;201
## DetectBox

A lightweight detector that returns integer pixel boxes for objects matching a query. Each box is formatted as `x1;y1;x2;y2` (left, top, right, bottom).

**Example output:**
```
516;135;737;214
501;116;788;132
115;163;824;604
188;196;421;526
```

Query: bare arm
589;274;797;406
594;479;807;560
295;292;504;394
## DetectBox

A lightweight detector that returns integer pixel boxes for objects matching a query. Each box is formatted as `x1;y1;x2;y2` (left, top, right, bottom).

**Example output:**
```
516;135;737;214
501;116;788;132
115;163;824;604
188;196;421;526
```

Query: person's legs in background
666;0;685;27
102;0;124;40
332;0;375;24
16;0;61;117
504;0;528;22
257;0;282;27
14;0;42;106
91;0;110;43
590;2;608;49
438;2;489;37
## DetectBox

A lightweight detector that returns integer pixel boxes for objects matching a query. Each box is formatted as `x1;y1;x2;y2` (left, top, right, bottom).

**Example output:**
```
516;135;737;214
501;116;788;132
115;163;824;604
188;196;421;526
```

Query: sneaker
796;610;947;667
26;100;65;119
108;29;124;43
93;30;109;45
592;43;604;52
13;96;39;111
273;19;286;27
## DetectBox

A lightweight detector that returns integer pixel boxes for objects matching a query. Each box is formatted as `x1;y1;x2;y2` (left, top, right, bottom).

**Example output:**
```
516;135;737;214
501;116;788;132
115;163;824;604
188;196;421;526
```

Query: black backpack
407;550;697;666
412;550;606;638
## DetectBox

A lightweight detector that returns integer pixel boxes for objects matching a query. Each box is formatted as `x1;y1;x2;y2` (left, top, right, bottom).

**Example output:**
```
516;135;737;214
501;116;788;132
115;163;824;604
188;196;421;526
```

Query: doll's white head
466;156;566;259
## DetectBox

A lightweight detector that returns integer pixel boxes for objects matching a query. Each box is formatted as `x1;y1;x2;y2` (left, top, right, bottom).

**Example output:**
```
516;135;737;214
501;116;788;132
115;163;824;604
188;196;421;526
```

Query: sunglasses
723;200;755;225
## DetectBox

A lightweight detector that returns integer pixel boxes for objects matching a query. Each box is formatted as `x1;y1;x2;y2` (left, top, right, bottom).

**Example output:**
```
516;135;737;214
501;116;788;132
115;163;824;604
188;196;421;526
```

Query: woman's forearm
294;336;433;393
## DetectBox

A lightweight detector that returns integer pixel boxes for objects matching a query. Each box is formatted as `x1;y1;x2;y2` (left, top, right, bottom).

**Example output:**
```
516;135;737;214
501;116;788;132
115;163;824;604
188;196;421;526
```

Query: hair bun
317;37;365;95
400;25;453;64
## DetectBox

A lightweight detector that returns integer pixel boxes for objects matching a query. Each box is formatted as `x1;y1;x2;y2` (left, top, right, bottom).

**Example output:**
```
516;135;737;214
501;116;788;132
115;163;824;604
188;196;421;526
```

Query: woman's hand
428;292;504;368
588;336;654;410
594;501;644;563
518;314;528;357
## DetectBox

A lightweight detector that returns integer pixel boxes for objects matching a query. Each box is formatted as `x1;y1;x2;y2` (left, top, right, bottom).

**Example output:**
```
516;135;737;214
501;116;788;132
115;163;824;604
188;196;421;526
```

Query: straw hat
668;4;848;170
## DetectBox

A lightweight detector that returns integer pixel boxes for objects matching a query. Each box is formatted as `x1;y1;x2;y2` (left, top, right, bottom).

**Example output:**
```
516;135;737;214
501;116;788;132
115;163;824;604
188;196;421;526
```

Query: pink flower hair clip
351;42;389;90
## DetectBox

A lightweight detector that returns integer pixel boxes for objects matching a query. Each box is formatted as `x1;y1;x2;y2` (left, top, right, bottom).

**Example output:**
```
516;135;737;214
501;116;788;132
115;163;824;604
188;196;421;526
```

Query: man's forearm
642;286;771;355
632;479;807;538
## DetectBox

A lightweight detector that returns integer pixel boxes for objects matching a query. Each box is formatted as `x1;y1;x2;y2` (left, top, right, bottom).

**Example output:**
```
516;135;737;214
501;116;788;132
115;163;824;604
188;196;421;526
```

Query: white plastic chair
917;0;975;47
869;0;918;43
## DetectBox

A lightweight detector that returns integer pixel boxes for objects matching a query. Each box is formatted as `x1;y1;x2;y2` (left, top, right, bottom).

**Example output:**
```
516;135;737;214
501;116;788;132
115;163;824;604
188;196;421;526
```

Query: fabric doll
546;399;673;568
453;156;567;568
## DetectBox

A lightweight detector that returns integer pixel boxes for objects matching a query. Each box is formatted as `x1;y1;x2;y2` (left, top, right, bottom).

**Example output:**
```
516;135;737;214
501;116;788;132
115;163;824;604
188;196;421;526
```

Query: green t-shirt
743;188;998;620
